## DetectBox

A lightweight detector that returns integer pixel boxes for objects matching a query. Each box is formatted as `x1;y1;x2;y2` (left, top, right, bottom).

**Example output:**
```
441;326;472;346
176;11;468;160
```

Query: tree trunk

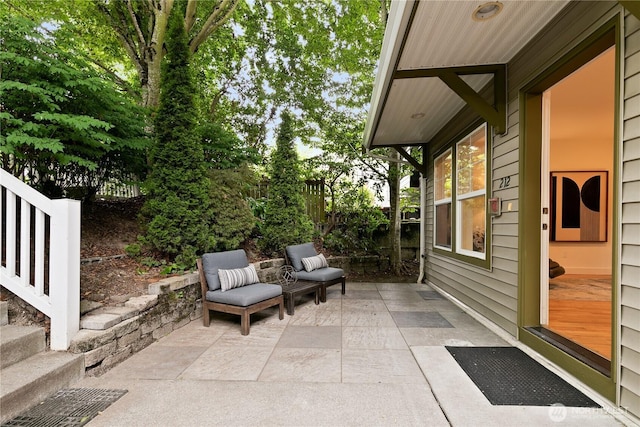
144;1;173;109
144;59;163;110
388;150;403;275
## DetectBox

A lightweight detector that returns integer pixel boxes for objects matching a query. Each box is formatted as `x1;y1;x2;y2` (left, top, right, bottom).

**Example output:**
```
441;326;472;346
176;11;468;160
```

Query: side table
281;281;320;315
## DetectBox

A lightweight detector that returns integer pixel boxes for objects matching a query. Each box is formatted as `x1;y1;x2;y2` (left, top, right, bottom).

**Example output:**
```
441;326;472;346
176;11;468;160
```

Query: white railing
1;168;80;350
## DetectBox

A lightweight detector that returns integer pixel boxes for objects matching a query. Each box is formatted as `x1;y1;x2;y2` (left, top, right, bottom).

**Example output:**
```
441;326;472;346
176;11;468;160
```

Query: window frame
433;148;453;251
432;123;491;268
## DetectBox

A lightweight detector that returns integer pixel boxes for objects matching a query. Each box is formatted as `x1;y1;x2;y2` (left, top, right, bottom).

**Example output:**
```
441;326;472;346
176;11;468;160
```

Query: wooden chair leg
314;288;320;305
241;310;250;335
320;286;327;303
341;277;346;294
203;306;211;327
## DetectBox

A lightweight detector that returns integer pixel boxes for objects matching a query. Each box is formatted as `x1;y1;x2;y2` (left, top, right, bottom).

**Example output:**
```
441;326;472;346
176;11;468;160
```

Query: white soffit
365;0;570;148
376;74;492;146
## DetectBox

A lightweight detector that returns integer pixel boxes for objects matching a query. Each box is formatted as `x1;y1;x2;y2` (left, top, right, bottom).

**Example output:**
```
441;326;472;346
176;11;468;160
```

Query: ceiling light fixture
472;2;503;21
411;112;425;119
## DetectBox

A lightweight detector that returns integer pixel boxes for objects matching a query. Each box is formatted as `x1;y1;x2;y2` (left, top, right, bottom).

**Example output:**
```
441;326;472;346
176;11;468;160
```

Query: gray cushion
296;267;344;282
285;243;317;271
201;249;249;291
206;283;282;306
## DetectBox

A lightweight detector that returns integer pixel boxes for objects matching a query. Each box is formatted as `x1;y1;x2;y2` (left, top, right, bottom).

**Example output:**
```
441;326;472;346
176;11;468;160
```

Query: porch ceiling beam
619;1;640;20
393;146;426;175
394;64;507;135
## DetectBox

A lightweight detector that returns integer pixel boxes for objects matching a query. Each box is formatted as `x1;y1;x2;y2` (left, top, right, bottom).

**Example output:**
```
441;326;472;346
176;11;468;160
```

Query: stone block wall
70;272;201;376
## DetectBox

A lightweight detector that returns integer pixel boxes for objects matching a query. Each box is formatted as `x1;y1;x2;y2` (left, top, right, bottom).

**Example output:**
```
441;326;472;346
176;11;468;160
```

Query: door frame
517;17;620;401
540;91;552;326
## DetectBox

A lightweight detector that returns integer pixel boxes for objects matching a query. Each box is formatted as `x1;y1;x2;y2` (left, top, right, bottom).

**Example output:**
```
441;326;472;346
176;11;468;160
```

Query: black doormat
446;346;600;407
2;388;127;427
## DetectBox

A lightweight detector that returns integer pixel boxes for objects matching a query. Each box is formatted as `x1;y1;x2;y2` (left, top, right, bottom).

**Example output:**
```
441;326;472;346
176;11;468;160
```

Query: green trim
518;92;543;328
619;1;640;20
395;64;506;78
395;64;507;134
394;146;426;175
520;328;616;400
518;16;620;400
521;22;616;93
610;15;622;377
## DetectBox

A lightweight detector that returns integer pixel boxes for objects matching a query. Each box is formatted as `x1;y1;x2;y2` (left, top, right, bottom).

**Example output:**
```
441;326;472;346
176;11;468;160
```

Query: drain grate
2;388;127;427
417;290;445;300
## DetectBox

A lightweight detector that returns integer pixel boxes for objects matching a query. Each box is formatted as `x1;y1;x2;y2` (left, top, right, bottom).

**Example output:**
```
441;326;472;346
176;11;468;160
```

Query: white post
20;198;31;286
48;199;81;350
418;172;427;284
6;191;16;277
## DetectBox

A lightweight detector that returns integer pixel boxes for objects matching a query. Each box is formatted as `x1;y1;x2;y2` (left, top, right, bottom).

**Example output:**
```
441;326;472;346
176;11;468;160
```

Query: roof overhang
363;0;571;152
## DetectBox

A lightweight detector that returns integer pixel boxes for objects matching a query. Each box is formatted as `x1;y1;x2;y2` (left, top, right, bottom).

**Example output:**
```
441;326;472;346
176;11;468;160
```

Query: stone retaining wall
69;255;389;376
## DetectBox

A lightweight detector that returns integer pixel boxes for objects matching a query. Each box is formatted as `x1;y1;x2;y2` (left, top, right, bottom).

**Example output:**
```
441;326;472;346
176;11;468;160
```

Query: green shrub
247;196;268;235
259;112;313;255
324;184;388;255
139;7;214;267
209;166;256;251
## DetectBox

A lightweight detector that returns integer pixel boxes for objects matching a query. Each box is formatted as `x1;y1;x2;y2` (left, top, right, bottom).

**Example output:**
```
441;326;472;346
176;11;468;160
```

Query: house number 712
499;176;511;189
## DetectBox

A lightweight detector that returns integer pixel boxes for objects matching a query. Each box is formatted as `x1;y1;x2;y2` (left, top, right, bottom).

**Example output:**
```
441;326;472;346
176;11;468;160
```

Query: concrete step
0;325;46;369
0;350;85;423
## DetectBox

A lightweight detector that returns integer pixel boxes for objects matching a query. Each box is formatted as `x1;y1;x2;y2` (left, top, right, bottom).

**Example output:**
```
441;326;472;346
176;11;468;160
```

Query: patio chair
197;249;284;335
285;242;346;302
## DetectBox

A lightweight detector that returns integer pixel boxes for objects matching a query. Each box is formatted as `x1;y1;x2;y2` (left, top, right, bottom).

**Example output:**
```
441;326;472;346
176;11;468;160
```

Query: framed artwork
550;171;608;242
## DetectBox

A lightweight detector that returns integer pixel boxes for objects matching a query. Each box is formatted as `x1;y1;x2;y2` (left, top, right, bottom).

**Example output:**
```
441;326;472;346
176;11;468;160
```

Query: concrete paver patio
75;281;626;426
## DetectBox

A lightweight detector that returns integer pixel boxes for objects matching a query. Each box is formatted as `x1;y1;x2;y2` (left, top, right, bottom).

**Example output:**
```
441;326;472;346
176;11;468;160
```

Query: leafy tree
260;112;313;255
140;6;213;266
5;0;405;268
0;15;148;198
88;0;240;109
197;122;259;170
324;183;389;255
400;187;421;217
302;155;352;235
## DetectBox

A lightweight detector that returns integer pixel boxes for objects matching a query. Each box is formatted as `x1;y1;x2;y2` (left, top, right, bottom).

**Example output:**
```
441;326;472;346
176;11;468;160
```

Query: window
433;124;487;261
434;149;452;250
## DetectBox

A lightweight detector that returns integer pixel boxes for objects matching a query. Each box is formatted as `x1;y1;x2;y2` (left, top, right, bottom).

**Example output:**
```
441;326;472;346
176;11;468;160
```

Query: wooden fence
303;179;326;224
248;179;326;225
99;176;327;225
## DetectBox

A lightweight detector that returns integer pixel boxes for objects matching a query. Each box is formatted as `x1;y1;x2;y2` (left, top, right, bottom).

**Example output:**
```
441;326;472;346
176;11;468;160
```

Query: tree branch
189;0;240;53
95;2;143;67
126;0;147;50
184;0;197;33
209;81;229;119
90;58;139;99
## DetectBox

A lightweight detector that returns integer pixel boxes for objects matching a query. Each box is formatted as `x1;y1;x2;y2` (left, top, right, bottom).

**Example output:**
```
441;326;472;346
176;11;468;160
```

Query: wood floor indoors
546;274;612;360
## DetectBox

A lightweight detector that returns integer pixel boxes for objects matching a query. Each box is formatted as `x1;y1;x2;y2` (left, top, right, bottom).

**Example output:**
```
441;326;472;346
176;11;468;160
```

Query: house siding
620;8;640;417
424;1;640;418
426;113;521;335
426;1;619;335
